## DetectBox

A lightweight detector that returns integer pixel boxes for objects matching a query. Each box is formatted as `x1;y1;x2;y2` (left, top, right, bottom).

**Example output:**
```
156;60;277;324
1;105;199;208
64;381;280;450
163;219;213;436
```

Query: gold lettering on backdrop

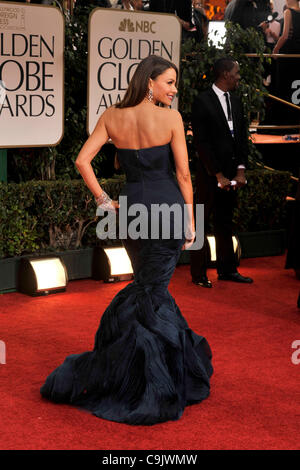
0;6;25;31
135;21;156;34
119;19;134;32
118;18;156;34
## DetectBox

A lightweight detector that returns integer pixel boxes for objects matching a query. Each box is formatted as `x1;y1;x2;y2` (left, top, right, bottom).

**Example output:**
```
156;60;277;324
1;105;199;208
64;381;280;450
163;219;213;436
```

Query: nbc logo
119;18;156;34
119;19;134;32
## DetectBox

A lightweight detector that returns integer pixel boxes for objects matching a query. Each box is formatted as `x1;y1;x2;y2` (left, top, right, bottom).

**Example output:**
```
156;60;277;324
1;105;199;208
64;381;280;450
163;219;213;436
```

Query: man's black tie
224;92;232;121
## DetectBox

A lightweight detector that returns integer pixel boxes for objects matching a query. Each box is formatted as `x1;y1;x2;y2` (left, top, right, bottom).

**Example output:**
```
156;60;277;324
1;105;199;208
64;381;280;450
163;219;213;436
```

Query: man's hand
216;172;231;190
233;168;247;188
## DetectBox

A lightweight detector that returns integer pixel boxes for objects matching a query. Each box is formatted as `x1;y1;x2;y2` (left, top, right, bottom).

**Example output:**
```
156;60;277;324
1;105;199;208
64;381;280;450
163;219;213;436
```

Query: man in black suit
191;57;253;287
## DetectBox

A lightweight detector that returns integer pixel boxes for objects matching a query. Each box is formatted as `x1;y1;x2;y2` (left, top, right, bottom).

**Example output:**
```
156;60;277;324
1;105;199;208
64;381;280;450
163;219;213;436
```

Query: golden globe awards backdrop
88;8;181;135
0;1;64;147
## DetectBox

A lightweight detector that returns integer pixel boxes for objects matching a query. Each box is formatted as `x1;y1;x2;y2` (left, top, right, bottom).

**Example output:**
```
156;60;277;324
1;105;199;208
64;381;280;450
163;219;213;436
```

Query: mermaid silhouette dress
40;144;213;425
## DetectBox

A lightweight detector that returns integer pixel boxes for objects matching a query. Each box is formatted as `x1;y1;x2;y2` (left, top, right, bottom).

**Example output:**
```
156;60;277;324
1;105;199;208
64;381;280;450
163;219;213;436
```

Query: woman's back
289;8;300;40
40;55;213;426
279;7;300;52
103;102;177;150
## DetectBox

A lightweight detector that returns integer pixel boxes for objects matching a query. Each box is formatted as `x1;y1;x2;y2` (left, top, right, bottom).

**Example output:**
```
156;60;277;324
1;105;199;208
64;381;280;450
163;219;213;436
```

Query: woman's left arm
273;9;291;54
170;110;195;248
75;111;111;201
170;110;193;209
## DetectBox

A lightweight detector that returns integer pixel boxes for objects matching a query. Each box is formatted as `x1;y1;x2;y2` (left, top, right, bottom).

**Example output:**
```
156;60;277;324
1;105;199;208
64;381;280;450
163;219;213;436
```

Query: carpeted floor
0;255;299;450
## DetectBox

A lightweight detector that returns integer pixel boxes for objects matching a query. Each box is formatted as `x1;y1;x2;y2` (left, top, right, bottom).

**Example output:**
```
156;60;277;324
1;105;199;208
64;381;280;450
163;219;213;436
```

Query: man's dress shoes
218;272;253;283
192;276;212;288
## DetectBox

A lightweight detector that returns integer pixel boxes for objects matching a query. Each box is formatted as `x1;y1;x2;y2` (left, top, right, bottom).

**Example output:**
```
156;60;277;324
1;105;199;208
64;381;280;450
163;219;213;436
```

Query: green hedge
0;177;124;258
0;169;291;259
233;169;291;232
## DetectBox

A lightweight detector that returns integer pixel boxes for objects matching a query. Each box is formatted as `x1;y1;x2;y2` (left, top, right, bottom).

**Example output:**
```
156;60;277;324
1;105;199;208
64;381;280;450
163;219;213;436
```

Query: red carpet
0;255;299;450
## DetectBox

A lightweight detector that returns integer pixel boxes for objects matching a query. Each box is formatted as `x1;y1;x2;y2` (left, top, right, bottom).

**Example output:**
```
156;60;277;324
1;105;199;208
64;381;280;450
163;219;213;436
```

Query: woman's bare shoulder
169;108;183;119
100;105;123;125
156;107;183;121
102;105;117;117
164;108;184;128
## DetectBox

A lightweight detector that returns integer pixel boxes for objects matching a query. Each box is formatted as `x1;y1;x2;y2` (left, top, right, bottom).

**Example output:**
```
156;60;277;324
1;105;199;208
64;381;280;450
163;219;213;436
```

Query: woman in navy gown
40;55;213;425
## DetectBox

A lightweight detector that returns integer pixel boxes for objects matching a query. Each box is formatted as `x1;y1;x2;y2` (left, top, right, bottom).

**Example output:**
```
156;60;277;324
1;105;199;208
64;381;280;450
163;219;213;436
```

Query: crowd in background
72;0;300;54
93;0;300;101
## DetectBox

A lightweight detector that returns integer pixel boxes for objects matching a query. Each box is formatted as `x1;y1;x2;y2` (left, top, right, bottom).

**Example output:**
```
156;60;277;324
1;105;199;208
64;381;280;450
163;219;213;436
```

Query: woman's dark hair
115;55;178;109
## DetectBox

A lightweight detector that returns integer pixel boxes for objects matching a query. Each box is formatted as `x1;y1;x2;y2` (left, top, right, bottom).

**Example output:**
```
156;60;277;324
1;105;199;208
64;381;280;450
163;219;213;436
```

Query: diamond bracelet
95;191;112;207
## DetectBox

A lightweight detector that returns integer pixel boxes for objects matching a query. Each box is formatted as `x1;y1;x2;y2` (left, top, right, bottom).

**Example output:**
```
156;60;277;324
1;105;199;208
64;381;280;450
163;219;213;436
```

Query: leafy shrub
179;22;267;165
0;170;291;259
234;169;292;232
0;182;40;257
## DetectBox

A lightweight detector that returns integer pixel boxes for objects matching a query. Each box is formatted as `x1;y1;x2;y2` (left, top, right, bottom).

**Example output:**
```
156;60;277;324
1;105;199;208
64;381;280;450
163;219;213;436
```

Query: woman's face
150;68;178;106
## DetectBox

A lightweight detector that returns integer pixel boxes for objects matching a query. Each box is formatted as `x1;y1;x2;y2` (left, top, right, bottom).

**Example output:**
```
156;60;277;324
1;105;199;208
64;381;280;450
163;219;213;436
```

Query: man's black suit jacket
191;87;249;181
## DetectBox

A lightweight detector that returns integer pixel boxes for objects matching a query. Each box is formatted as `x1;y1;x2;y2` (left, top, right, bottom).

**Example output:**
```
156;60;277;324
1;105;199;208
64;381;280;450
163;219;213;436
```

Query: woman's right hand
183;223;196;250
97;199;119;213
95;191;119;212
111;200;120;212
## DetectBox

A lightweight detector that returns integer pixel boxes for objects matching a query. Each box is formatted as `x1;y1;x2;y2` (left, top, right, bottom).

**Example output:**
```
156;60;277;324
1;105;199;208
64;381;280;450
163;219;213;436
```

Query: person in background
278;5;288;34
149;0;193;38
187;0;209;43
118;0;141;9
273;0;300;53
272;0;300;123
132;0;144;9
224;0;237;20
190;57;253;288
230;0;260;29
258;0;281;87
259;0;281;48
230;0;272;30
110;0;143;8
74;0;111;8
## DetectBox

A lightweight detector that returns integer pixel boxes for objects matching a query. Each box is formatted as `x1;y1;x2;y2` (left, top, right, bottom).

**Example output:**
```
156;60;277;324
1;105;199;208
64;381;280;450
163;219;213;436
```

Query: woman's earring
147;88;153;102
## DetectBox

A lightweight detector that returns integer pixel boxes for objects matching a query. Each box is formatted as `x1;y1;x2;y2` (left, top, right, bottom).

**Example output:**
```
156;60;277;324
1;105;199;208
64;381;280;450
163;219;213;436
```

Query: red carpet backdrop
0;255;299;450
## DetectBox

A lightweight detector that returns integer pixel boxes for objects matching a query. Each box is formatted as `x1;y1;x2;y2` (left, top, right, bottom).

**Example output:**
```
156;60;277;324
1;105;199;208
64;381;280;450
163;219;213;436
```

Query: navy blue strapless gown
40;144;213;425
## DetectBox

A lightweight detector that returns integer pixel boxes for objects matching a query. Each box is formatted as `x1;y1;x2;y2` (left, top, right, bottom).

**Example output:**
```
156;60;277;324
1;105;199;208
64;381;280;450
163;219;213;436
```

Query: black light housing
92;246;133;283
18;256;68;296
